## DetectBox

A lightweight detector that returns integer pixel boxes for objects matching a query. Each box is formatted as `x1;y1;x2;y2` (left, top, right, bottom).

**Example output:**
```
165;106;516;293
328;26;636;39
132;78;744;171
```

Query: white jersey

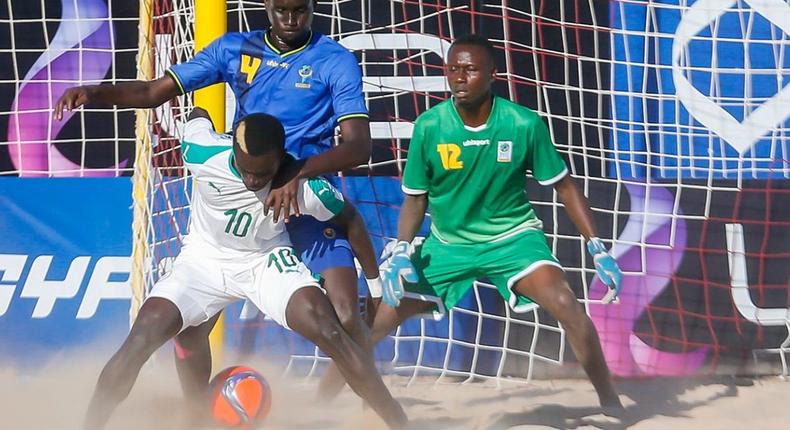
179;116;345;257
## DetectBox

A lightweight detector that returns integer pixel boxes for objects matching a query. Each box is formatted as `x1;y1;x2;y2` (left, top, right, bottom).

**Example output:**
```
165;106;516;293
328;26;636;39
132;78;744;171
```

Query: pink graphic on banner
7;0;125;177
589;184;708;376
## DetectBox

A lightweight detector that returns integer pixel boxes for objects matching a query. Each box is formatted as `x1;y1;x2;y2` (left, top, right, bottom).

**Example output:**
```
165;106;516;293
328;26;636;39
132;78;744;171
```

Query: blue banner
0;178;133;367
611;0;790;179
0;177;493;374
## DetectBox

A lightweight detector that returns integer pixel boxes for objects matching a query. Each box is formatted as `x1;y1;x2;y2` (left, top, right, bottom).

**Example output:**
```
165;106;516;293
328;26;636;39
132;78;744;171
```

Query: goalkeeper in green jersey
322;34;623;410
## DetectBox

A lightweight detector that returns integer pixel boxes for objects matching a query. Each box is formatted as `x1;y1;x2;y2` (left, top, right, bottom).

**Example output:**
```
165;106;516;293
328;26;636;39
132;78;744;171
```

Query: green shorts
406;229;562;320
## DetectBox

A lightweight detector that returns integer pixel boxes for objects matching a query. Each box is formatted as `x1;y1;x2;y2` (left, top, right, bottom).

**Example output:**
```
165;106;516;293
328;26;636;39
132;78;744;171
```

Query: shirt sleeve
181;117;228;177
298;178;346;222
528;115;568;186
401;119;430;195
167;35;226;95
328;51;369;123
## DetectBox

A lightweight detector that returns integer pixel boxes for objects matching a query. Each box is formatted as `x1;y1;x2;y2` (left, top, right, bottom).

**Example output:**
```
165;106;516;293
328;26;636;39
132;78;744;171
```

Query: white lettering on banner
77;256;132;319
20;255;91;318
339;33;452;139
0;254;28;316
726;223;790;375
672;0;790;155
0;254;132;319
725;224;790;326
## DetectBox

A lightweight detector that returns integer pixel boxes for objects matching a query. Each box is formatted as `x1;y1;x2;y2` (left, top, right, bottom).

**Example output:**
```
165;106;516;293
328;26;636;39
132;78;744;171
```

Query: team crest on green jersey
296;65;313;89
497;141;512;162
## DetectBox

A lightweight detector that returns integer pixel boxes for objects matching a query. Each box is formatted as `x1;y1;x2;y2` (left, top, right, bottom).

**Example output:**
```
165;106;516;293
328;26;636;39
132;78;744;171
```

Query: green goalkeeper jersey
402;96;568;244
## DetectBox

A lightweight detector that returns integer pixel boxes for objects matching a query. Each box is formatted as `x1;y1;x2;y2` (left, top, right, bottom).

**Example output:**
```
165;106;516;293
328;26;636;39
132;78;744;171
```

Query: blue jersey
168;31;368;159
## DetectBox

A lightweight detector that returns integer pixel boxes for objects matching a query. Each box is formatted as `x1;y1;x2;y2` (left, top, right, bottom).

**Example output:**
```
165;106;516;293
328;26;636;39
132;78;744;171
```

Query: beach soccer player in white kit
82;109;407;430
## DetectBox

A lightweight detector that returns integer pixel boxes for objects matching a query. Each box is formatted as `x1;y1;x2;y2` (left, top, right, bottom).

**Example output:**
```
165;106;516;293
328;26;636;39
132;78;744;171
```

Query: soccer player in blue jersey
55;0;383;410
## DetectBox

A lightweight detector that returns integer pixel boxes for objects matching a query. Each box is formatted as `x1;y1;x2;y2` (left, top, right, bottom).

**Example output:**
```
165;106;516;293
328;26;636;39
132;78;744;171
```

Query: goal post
192;0;227;368
131;0;227;362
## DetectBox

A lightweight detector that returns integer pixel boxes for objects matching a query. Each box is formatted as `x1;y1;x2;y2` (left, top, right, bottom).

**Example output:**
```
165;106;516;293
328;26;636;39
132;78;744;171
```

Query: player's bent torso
181;118;288;256
180;117;346;258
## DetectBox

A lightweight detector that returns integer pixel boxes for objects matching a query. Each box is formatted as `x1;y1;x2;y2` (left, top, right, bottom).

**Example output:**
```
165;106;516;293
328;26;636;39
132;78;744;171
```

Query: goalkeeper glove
587;237;622;304
379;241;417;308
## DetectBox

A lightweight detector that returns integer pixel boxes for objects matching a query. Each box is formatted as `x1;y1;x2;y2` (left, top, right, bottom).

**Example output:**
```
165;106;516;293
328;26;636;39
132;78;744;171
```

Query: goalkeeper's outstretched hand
587;237;622;304
379;241;417;308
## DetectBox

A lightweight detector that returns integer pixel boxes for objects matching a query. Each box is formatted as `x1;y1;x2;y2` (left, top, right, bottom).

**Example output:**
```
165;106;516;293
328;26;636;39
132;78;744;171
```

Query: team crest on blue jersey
323;227;336;239
296;65;313;89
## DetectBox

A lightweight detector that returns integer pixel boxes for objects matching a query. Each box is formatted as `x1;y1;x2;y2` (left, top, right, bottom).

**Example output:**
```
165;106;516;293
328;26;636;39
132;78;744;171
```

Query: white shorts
147;245;321;331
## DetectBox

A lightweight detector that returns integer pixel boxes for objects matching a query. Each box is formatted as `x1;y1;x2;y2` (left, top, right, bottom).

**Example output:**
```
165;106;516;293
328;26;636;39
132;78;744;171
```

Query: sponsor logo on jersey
296;65;313;89
463;139;490;147
265;59;290;69
497;141;512;162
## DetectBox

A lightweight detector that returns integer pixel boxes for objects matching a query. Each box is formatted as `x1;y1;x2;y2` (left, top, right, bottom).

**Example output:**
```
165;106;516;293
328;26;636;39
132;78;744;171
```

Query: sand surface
2;356;788;430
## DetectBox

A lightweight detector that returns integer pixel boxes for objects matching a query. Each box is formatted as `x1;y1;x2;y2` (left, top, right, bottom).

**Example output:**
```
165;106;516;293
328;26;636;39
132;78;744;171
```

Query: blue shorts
286;215;355;274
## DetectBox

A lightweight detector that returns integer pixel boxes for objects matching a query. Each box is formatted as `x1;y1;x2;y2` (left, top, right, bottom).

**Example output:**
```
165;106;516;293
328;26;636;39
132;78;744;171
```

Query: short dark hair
449;34;497;65
233;113;285;156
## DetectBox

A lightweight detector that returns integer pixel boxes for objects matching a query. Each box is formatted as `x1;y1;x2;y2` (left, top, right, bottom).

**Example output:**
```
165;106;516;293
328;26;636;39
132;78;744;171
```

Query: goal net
124;0;789;382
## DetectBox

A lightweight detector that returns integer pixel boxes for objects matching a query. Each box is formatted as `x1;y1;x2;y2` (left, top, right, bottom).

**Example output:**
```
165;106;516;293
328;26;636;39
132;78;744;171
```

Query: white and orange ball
208;366;272;428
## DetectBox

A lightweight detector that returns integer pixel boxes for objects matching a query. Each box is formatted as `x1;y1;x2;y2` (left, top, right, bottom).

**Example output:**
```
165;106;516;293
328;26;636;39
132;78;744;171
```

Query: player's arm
554;175;621;303
553;174;597;241
265;51;372;218
397;194;428;243
531;114;621;303
296;178;382;294
54;76;179;121
300;118;372;176
55;35;226;121
263;119;371;221
331;203;379;280
375;119;431;307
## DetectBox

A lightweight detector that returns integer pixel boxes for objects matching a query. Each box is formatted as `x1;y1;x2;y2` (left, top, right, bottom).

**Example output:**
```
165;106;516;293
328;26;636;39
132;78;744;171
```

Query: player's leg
250;246;408;428
316;266;373;395
512;267;621;407
84;297;183;430
317;296;434;399
286;218;375;398
486;231;621;408
285;287;408;429
318;236;470;398
173;313;221;409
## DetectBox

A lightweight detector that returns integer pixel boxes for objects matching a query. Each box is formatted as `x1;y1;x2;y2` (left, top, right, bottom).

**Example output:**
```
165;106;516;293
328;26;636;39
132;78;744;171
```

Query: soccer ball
208;366;272;428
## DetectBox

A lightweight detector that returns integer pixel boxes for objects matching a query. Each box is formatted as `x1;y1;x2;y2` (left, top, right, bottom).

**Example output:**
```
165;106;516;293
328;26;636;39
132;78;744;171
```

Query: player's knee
175;327;208;352
552;285;583;324
335;305;362;334
317;321;345;350
126;313;177;356
122;330;161;361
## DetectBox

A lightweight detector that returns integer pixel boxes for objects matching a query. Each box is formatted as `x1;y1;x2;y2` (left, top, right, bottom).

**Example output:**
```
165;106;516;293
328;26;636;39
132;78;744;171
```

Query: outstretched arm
265;118;372;219
397;194;428;243
331;202;378;281
302;118;372;177
554;174;622;303
54;76;179;121
553;174;597;240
